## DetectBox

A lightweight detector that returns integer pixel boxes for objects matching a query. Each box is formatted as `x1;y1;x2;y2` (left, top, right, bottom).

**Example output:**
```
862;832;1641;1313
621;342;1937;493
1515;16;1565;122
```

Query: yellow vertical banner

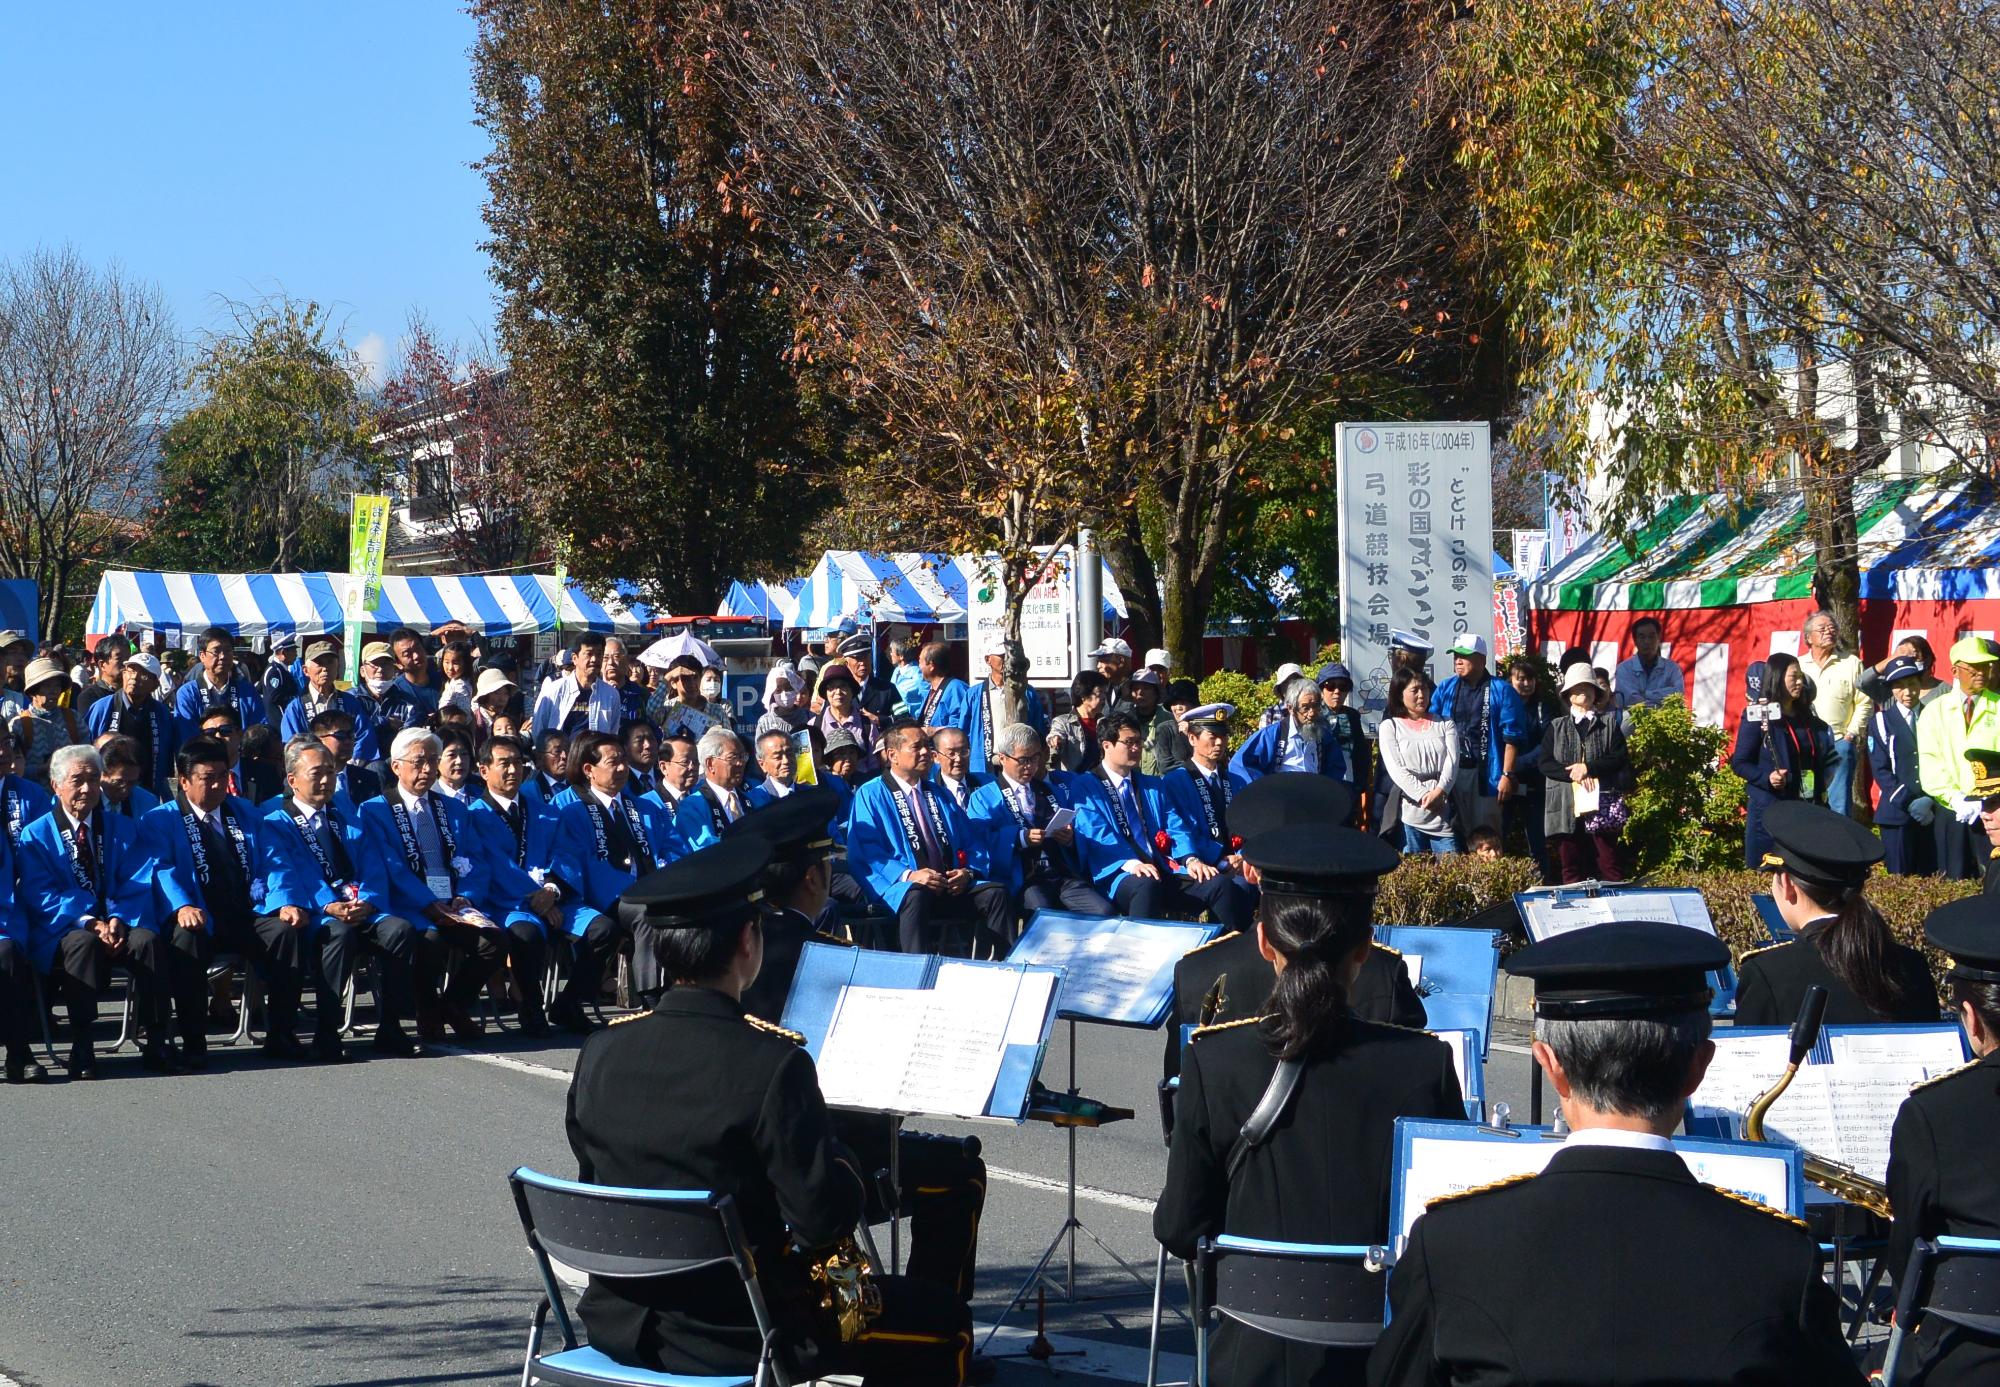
344;494;391;683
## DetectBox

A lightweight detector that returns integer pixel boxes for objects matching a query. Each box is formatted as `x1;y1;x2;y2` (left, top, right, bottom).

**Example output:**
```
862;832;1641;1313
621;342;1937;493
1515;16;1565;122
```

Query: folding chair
1191;1235;1392;1387
1147;1074;1182;1387
206;953;259;1046
1881;1235;2000;1382
29;966;60;1065
508;1167;782;1387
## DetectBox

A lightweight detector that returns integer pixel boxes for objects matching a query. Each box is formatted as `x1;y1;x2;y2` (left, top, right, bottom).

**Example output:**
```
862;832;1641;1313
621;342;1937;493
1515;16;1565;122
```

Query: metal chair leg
111;970;136;1053
1147;1242;1168;1387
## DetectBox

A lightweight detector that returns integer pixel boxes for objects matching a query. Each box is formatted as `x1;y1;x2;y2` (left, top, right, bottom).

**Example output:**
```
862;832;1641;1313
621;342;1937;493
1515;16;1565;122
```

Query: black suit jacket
566;986;863;1377
1732;928;1940;1027
1369;1144;1865;1386
1886;1049;2000;1387
339;762;384;805
1164;930;1424;1080
1156;1013;1462;1385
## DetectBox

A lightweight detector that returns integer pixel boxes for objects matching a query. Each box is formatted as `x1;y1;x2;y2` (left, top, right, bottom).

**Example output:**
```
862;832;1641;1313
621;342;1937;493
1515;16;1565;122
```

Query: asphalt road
0;1007;1541;1387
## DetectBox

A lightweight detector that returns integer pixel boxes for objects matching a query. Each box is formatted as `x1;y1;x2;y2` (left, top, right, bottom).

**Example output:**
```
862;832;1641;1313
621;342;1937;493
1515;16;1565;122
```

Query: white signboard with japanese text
1336;423;1493;722
966;549;1081;688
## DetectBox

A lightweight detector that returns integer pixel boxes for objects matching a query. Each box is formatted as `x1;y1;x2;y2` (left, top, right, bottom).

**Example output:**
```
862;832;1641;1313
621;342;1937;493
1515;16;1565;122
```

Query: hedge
1374;855;1981;996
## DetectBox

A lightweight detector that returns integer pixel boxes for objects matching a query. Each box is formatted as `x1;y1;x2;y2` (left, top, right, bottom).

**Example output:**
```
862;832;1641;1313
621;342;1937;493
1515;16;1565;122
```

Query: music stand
980;911;1219;1352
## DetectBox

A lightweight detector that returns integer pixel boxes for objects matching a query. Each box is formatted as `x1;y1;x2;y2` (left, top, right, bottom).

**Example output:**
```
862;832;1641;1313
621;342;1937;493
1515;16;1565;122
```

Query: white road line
1490;1040;1533;1055
0;1369;22;1387
444;1045;1161;1217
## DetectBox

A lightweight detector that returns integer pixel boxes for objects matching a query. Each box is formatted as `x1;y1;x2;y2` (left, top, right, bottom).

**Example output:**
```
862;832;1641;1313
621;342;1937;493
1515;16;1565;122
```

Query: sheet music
1693;1050;1936;1185
1402;954;1424;990
1675;1150;1795;1214
1434;1029;1471;1097
1395;1135;1561;1242
1011;919;1195;1022
814;974;1021;1118
1002;969;1057;1046
1827;1028;1963;1069
1520;890;1716;941
1689;1031;1796;1125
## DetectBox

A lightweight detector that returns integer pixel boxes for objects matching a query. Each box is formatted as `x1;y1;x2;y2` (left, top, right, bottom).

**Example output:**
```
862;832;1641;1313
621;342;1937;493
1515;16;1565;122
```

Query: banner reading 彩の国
1336;423;1493;724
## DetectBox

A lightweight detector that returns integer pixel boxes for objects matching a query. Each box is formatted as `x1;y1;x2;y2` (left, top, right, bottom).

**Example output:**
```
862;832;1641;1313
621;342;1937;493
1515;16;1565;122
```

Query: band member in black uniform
1155;822;1463;1386
1967;748;2000;896
1734;800;1939;1026
1369;922;1865;1387
1164;774;1424;1080
723;788;991;1353
1884;897;2000;1385
566;838;971;1386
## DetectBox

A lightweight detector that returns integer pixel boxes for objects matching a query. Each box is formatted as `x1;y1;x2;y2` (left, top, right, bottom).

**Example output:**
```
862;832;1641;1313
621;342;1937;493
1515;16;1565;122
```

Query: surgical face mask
364;676;395;696
700;675;723;698
771;688;796;709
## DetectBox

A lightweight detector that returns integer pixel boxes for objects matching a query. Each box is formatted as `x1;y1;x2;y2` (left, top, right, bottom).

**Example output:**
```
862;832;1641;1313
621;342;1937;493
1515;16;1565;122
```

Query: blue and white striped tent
788;551;967;630
719;577;804;626
86;570;649;642
783;550;1127;630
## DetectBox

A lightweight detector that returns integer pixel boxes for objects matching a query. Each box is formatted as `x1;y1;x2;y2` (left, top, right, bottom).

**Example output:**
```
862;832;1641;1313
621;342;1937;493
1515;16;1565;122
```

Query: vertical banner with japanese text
343;494;391;684
1336;423;1493;725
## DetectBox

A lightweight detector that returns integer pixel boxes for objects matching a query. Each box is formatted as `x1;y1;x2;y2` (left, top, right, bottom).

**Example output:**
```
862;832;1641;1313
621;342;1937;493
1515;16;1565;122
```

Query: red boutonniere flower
1228;834;1243;852
955;848;968;869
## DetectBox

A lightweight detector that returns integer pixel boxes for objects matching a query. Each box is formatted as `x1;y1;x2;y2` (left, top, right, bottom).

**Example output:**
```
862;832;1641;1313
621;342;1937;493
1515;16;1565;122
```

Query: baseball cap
1087;637;1133;660
1950;635;2000;666
123;652;163;681
1317;661;1353;686
1129;667;1162;688
360;641;396;666
304;640;340;665
1143;647;1172;671
1449;635;1489;658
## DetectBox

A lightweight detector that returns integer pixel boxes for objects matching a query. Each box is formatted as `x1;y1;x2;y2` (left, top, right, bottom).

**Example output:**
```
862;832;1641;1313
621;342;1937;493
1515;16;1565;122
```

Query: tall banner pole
344;494;390;685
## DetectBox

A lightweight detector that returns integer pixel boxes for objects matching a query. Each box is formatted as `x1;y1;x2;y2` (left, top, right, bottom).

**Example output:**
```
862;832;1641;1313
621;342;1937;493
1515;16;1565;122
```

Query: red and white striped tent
1524;477;2000;732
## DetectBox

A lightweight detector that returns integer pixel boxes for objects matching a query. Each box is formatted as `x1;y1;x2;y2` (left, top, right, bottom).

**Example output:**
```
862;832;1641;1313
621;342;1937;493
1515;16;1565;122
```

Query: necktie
1967;696;1977;730
911;788;944;870
78;825;97;883
411;800;446;872
952;780;968;810
1119;778;1151;858
507;800;524;847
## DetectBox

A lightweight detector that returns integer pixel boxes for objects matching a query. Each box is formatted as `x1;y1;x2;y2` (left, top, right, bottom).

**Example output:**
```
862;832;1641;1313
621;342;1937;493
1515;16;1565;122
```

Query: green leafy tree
1621;697;1745;874
470;0;839;615
145;298;379;572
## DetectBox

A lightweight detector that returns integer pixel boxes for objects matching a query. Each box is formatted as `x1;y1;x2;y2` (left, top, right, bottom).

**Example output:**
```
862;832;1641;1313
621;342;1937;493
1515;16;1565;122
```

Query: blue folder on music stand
779;942;1060;1121
1514;884;1739;1016
1373;925;1502;1057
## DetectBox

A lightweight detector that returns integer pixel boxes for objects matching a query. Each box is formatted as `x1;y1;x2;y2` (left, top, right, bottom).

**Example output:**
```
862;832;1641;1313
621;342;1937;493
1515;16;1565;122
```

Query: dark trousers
560;912;624;1005
1881;823;1937;877
1113;870;1255;932
816;1275;971;1387
895;881;1015;955
53;924;171;1054
172;910;305;1044
1022;869;1114;918
1937;816;1989;881
502;919;550;1018
837;1116;987;1307
0;937;37;1055
416;919;506;1008
1506;792;1550;881
1551;831;1624;885
316;911;419;1032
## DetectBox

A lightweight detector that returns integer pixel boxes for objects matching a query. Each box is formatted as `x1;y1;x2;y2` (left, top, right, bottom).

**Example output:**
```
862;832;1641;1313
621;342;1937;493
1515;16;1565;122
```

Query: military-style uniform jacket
1163;929;1426;1080
1156;1013;1462;1386
1732;922;1940;1027
1885;1049;2000;1386
566;985;862;1377
740;904;844;1025
1368;1143;1867;1386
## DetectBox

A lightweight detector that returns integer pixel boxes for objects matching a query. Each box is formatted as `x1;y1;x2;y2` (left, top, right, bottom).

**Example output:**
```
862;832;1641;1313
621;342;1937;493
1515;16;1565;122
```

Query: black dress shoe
549;998;601;1036
262;1032;311;1061
517;1008;552;1039
68;1048;99;1080
141;1040;185;1073
6;1053;46;1083
965;1354;1000;1385
441;1001;484;1043
371;1028;424;1058
180;1036;209;1071
313;1031;348;1063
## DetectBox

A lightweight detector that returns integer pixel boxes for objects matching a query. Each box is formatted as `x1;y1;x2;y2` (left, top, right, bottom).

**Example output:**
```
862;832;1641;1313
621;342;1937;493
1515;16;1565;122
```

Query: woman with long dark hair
1729;653;1834;869
1155;820;1463;1385
1733;801;1938;1026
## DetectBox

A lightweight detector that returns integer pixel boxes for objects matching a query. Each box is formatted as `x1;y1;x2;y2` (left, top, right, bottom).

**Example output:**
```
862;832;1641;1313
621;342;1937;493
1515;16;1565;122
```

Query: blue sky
0;5;494;385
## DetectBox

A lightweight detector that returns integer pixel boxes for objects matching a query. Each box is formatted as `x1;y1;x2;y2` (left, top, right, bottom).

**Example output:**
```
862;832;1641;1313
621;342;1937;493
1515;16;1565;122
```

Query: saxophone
1741;986;1893;1220
806;1236;884;1341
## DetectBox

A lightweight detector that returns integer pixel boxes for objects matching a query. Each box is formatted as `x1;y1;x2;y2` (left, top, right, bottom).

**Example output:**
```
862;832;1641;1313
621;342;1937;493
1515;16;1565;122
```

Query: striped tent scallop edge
85;570;650;642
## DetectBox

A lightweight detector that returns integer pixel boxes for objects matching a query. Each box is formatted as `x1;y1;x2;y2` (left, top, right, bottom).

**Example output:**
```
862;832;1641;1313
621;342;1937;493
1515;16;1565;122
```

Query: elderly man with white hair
359;727;504;1045
1229;673;1349;786
18;743;172;1077
674;725;754;851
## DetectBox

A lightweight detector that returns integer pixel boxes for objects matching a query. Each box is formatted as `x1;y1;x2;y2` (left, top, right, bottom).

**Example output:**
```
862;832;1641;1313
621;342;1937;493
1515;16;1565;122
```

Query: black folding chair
508;1167;781;1387
1882;1235;2000;1382
1192;1234;1392;1387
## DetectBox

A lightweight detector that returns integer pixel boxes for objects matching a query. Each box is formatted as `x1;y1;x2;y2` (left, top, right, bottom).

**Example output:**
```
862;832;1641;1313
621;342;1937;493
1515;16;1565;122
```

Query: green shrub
1377;854;1544;930
1624;696;1746;874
